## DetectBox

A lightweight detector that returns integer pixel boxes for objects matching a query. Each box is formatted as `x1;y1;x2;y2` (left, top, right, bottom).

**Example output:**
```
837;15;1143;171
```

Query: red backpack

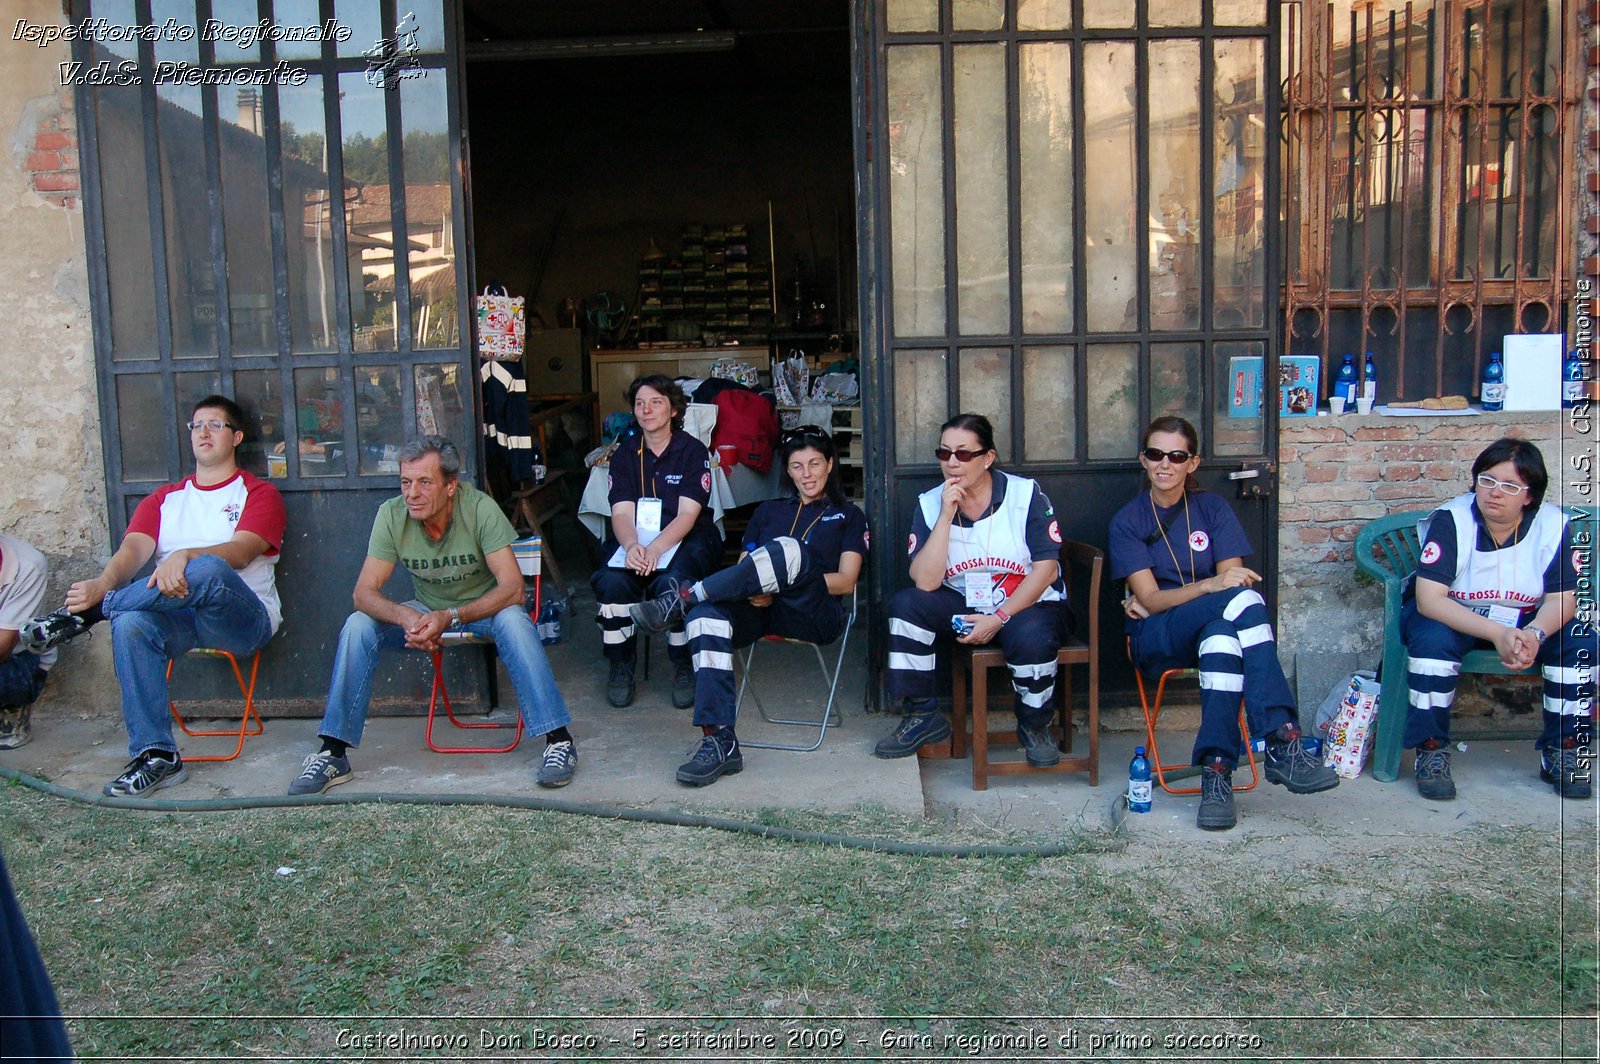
711;389;779;474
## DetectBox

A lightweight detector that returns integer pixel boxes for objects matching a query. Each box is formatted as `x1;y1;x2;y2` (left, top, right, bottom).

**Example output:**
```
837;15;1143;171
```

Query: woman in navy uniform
1403;437;1592;801
1109;415;1336;831
591;374;723;708
631;426;868;785
873;413;1069;765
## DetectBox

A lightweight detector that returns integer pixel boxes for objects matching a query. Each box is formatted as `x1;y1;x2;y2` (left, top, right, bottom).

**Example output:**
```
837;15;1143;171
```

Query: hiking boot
1264;735;1339;794
1540;741;1592;800
537;740;577;788
287;750;352;796
1017;722;1061;768
0;704;32;749
873;711;951;759
104;751;187;798
21;609;92;653
606;660;636;708
677;730;743;786
671;664;695;709
1414;745;1456;801
629;580;692;633
1196;759;1237;830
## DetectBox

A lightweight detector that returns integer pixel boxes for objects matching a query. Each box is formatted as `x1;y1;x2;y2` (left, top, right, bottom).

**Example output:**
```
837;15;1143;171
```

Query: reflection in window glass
336;0;385;59
232;370;287;479
157;84;217;358
410;0;447;52
894;349;948;464
954;45;1010;337
272;0;325;60
221;85;274;353
150;0;197;63
1150;342;1202;426
952;0;1004;32
958;349;1012;461
1083;43;1136;333
1214;0;1267;26
1085;344;1138;459
94;0;141;61
1149;40;1201;332
117;375;168;481
1149;0;1200;26
1017;0;1071;31
1214;341;1265;457
1214;40;1266;327
356;365;404;474
341;72;395;352
174;370;223;477
414;364;465;449
278;76;336;352
293;367;346;476
95;84;158;360
207;0;261;63
888;47;946;338
402;76;459;349
886;0;939;33
1020;44;1073;335
1082;0;1133;28
1022;346;1075;461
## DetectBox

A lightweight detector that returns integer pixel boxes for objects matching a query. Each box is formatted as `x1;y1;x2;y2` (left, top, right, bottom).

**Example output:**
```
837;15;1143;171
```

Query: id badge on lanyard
1482;603;1521;628
636;497;664;545
963;571;996;612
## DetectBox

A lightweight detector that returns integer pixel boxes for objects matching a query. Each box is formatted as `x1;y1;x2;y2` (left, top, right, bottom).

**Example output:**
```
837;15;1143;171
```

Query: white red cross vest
1425;493;1564;614
916;473;1063;607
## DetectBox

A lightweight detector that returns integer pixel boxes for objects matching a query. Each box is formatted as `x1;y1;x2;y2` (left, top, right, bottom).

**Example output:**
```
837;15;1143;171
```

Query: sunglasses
1475;474;1527;497
935;446;988;463
783;424;830;443
1142;447;1195;464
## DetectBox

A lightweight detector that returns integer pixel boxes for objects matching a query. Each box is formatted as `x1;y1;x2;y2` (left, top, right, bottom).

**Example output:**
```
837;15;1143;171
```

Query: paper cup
1355;397;1374;415
1329;396;1346;415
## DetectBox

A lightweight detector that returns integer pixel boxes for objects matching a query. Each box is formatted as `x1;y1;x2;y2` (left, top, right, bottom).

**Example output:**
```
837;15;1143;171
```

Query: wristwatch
448;607;462;629
1523;624;1545;644
995;608;1011;626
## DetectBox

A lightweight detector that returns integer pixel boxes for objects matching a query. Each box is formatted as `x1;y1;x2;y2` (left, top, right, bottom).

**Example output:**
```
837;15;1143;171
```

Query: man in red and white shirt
21;395;286;797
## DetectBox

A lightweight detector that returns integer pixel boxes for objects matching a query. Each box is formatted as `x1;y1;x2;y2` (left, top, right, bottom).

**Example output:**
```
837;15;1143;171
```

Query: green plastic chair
1354;505;1597;783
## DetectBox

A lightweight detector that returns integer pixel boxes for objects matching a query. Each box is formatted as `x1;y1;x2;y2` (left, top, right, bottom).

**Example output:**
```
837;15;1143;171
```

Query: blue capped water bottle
1362;352;1379;403
1128;746;1152;813
1564;349;1588;409
1481;351;1506;412
1335;353;1359;404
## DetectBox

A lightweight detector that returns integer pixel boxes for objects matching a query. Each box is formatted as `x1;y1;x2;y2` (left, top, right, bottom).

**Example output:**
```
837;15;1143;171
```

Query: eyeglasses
783;424;830;443
187;419;237;433
1142;447;1195;465
934;446;988;463
1476;474;1527;497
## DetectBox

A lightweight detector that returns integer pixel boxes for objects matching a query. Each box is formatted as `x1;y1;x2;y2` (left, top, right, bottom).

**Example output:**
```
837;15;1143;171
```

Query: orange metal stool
165;647;263;762
1129;640;1259;795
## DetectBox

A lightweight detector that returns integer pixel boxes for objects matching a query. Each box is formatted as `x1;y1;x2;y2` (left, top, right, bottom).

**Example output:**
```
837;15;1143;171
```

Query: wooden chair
949;541;1102;790
166;647;264;762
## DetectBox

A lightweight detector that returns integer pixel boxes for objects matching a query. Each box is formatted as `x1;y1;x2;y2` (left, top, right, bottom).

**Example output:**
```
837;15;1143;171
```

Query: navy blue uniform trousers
592;526;723;667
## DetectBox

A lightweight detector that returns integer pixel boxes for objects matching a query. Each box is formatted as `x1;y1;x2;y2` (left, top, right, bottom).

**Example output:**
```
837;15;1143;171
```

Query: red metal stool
1129;639;1259;795
166;647;263;762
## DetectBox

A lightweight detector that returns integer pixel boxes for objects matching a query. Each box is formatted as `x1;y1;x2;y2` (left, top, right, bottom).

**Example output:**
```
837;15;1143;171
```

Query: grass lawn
2;784;1594;1060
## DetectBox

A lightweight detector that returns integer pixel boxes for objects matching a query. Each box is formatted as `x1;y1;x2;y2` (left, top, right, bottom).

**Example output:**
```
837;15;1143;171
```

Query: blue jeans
316;601;571;746
104;555;273;758
0;652;47;708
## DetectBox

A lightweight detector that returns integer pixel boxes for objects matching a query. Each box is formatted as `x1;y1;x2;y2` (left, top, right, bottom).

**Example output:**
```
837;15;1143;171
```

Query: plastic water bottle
1481;351;1506;412
1564;350;1588;409
1335;353;1359;404
531;438;547;485
1362;352;1379;402
1127;746;1152;813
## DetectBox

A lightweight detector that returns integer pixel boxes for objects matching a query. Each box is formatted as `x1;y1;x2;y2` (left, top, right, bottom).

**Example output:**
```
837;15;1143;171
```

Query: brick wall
22;89;79;209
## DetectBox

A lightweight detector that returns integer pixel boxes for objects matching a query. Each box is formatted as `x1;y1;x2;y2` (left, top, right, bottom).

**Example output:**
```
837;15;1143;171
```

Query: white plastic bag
1322;673;1381;779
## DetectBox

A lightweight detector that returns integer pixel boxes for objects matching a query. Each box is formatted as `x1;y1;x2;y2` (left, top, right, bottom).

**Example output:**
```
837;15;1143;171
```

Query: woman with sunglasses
628;426;868;785
591;374;724;710
1110;416;1336;831
1403;437;1591;801
874;413;1069;764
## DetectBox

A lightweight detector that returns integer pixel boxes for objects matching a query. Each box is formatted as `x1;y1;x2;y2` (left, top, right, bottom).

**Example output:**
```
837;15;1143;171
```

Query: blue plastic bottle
1481;351;1506;412
1128;746;1152;813
1335;353;1359;404
1362;352;1379;403
1564;350;1588;409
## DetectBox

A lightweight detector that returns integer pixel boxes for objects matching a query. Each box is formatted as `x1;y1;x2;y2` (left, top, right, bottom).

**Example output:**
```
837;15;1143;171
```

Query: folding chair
733;588;857;751
950;541;1102;790
1129;639;1260;795
166;647;264;762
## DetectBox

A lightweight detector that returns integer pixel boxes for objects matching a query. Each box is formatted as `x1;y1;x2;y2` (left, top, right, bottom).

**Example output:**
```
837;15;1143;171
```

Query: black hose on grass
0;765;1123;859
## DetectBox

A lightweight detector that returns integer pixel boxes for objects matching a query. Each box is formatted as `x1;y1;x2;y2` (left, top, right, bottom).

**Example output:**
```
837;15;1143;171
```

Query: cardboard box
1278;355;1320;417
1227;355;1264;418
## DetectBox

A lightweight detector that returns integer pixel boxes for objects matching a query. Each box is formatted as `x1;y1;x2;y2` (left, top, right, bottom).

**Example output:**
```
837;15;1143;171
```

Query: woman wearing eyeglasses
873;413;1069;764
628;426;868;785
1110;416;1336;831
1403;437;1591;801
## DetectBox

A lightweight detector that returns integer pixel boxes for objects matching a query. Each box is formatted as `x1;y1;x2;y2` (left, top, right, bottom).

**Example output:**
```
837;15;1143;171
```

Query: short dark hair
397;435;462;478
626;374;687;432
777;425;845;505
1472;437;1548;508
939;412;996;456
192;394;246;434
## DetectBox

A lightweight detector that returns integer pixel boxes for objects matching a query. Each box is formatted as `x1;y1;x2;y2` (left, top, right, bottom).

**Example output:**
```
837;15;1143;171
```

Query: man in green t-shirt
287;436;576;793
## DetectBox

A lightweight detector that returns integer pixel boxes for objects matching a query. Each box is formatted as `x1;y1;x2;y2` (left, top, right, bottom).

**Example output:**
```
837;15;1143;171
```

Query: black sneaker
21;609;92;653
1414;745;1456;801
1196;759;1237;830
287;750;352;795
606;660;636;708
0;704;32;749
1264;735;1339;793
1540;742;1592;799
873;711;951;759
537;740;577;788
676;731;743;786
1017;723;1061;768
671;663;695;709
104;751;187;798
629;580;691;633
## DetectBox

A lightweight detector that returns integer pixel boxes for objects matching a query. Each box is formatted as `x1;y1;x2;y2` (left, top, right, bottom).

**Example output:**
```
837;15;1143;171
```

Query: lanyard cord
1484;513;1523;605
637;440;658;498
1150;491;1196;587
788;499;830;543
